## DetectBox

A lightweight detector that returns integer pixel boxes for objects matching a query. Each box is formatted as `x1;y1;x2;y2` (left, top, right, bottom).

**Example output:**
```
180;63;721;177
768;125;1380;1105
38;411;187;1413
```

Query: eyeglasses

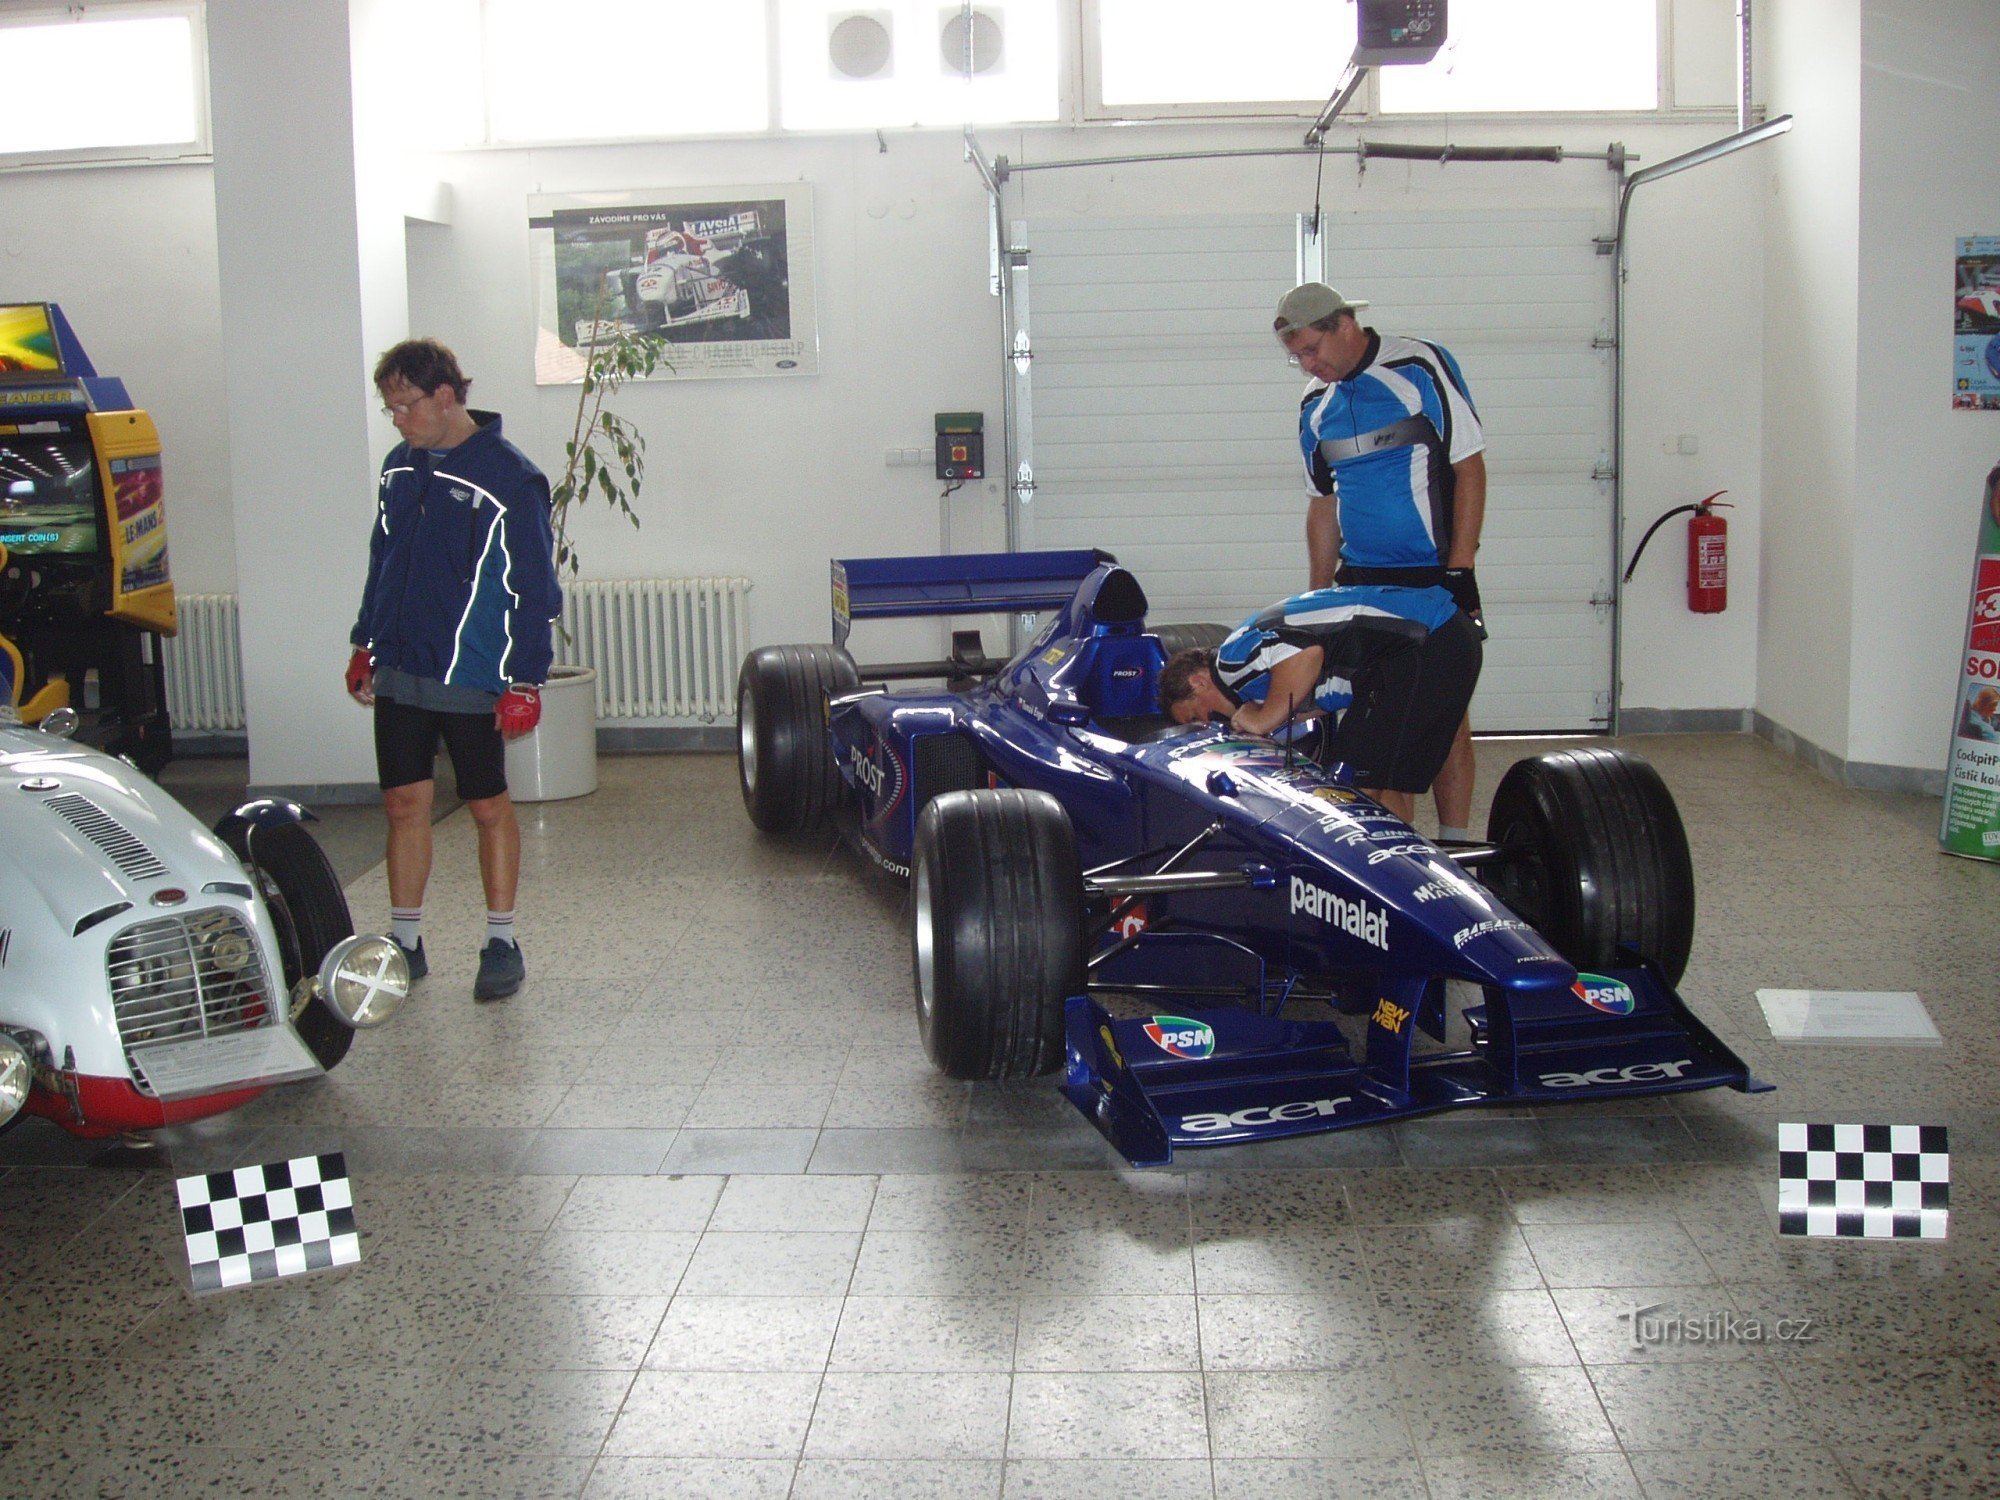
380;392;433;418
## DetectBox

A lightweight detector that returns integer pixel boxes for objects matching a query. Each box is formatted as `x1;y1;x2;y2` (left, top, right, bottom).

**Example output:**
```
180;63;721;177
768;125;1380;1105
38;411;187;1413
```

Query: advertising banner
1952;236;2000;410
1940;461;2000;860
528;185;817;384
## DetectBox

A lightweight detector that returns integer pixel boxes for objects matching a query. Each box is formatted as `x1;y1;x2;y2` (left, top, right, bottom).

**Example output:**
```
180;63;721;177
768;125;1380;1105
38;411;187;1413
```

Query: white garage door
1013;208;1614;733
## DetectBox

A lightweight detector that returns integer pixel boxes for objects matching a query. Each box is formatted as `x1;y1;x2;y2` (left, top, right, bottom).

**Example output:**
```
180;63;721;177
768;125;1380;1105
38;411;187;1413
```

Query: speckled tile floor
2;739;1996;1498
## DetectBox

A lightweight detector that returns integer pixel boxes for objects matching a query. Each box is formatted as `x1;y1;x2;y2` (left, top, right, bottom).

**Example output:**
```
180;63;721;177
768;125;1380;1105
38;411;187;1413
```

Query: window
0;4;205;162
1378;0;1658;114
778;1;1057;130
482;0;771;143
1093;0;1666;118
1093;0;1355;110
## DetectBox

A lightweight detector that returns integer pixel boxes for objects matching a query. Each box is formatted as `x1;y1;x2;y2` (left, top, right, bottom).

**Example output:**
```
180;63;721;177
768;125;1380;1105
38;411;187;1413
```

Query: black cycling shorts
1321;611;1481;793
373;694;508;801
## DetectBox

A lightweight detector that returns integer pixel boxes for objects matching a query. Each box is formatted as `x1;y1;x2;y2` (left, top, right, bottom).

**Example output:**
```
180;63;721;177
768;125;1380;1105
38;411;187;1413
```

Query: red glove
496;684;541;739
345;648;374;703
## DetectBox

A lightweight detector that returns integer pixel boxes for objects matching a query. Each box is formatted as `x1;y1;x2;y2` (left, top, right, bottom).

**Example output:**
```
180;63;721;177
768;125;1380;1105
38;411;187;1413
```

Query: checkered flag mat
176;1152;359;1292
1777;1123;1949;1239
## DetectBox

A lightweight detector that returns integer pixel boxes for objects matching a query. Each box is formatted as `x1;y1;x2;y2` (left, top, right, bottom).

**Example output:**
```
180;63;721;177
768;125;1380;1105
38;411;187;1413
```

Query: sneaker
394;937;428;981
474;938;525;1001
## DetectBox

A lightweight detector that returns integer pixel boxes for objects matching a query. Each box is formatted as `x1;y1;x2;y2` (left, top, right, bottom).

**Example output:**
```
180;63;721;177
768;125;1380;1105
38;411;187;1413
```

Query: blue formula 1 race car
736;551;1767;1165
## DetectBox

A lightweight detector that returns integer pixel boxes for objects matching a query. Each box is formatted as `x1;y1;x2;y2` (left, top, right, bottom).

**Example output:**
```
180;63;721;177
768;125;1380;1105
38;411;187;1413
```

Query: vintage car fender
0;725;341;1134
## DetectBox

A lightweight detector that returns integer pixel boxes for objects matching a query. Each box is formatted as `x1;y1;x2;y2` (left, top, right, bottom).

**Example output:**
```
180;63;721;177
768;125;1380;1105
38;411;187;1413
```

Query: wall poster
530;185;817;384
1952;235;2000;410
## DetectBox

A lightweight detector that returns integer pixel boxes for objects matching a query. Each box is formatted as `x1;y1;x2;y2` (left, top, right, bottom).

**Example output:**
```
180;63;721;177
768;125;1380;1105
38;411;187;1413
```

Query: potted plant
505;314;672;802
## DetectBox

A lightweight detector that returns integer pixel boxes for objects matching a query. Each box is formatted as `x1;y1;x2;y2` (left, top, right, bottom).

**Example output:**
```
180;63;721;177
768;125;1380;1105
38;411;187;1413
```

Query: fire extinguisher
1624;490;1733;613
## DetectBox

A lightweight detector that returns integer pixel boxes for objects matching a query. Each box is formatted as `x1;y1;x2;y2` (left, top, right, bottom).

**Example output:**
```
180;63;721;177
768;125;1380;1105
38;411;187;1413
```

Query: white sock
391;908;422;948
486;911;516;947
1437;825;1470;843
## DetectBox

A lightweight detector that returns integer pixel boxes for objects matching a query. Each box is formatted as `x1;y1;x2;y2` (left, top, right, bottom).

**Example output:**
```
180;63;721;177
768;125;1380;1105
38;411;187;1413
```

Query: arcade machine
0;301;176;772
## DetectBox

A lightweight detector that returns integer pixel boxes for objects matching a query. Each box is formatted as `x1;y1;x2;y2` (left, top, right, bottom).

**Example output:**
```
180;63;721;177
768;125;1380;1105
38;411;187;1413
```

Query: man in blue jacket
345;339;561;1000
1158;583;1480;825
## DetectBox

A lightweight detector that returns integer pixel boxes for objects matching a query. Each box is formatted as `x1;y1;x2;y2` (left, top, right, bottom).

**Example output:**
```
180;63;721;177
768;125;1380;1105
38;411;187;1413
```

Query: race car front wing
1062;949;1770;1167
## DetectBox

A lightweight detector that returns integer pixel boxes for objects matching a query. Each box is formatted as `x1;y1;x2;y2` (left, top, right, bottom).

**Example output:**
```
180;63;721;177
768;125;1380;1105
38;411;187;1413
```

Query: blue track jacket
350;412;561;694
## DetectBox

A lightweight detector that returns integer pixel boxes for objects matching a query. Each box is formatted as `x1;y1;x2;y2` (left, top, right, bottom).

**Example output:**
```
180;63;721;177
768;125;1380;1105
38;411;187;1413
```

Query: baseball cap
1274;282;1369;335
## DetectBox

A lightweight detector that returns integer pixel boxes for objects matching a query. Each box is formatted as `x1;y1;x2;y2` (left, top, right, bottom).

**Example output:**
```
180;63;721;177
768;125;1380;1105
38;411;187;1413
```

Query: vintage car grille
43;793;169;881
105;911;276;1090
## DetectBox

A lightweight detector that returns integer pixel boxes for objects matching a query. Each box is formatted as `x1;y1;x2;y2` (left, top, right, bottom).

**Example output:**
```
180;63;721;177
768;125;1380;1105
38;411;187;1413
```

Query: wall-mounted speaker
938;6;1003;77
828;11;894;80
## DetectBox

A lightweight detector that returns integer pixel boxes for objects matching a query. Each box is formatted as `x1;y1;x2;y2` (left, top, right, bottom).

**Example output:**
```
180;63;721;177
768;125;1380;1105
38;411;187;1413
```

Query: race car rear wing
832;549;1114;647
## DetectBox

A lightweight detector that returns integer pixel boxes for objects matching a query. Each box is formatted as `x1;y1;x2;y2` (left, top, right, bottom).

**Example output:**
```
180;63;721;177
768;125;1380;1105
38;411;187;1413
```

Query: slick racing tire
1484;747;1695;985
738;644;860;834
912;789;1084;1080
224;820;358;1071
1151;622;1232;657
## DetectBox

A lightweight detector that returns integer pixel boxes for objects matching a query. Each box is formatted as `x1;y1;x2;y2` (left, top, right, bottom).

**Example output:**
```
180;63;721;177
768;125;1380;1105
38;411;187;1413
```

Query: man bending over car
1158;583;1480;825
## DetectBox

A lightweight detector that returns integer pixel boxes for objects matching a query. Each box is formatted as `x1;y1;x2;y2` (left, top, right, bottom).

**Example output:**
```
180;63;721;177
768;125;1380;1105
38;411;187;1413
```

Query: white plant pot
504;664;598;802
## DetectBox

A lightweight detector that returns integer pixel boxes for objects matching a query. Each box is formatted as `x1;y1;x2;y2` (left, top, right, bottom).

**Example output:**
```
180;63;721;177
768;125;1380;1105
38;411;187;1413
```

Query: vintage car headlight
291;935;409;1030
36;705;79;739
0;1033;31;1128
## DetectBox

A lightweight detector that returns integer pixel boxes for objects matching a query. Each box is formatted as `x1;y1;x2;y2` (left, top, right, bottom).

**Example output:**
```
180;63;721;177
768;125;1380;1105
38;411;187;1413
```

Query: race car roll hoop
740;550;1768;1166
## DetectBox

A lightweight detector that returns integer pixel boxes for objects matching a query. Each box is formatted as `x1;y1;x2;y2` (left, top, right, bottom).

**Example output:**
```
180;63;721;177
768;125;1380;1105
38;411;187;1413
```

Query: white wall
1849;0;2000;770
0;165;235;592
1759;0;1862;759
1616;147;1767;714
403;113;1772;679
6;6;1871;781
207;0;386;791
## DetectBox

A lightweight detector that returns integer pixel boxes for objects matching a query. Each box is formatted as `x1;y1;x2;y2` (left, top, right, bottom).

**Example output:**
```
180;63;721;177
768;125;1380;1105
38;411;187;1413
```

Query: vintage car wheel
738;644;859;834
1151;622;1231;657
229;821;359;1071
1484;747;1695;985
911;788;1083;1080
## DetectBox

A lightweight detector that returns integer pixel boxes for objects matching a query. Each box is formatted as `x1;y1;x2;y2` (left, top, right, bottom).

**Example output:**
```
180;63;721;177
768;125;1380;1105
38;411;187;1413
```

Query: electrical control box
935;411;984;481
1354;0;1446;66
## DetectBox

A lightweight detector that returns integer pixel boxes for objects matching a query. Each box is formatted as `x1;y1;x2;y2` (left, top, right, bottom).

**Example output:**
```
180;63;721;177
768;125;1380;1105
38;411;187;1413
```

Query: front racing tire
229;820;358;1071
912;789;1083;1080
737;644;860;834
1483;747;1695;985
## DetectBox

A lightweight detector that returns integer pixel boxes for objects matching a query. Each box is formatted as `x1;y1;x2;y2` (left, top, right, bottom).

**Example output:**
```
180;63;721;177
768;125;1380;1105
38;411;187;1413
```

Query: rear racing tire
227;820;358;1071
912;789;1084;1080
1483;747;1696;985
737;644;860;834
1152;622;1232;657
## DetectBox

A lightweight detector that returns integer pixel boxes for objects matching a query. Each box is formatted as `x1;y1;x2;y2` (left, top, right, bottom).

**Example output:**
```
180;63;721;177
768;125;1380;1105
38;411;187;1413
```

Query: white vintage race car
0;713;407;1139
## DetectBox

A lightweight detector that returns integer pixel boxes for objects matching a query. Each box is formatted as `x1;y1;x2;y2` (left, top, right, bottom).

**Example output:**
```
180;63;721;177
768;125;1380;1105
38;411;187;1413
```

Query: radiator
162;593;246;732
157;578;752;731
564;576;752;719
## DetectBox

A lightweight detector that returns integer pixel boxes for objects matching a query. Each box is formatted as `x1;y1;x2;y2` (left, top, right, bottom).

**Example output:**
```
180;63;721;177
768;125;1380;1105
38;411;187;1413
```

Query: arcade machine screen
0;303;63;376
0;434;103;559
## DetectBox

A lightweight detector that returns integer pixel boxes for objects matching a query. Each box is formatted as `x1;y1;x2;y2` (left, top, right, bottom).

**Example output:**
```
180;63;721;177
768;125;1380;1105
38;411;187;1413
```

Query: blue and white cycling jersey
1214;584;1461;721
1300;330;1484;570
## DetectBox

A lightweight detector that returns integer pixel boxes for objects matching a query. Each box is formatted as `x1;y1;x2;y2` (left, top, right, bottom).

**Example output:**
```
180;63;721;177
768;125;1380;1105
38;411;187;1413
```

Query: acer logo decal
1539;1060;1694;1088
1179;1097;1351;1134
